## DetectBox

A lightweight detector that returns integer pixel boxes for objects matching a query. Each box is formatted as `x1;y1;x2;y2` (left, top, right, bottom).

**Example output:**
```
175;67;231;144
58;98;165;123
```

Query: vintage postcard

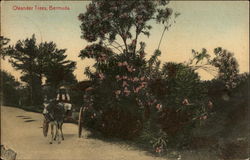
1;0;249;160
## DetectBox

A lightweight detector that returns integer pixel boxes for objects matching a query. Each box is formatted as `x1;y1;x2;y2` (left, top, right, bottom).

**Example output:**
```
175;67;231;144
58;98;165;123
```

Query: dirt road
1;106;167;160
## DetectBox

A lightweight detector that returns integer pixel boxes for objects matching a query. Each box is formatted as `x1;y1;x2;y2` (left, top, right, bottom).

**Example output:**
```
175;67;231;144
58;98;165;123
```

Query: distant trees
190;47;240;91
0;70;21;106
39;42;77;99
211;47;239;90
2;35;76;106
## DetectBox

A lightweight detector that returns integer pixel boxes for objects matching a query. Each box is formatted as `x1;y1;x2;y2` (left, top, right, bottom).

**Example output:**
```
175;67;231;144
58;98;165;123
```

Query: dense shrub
81;52;150;139
1;70;21;106
151;63;211;147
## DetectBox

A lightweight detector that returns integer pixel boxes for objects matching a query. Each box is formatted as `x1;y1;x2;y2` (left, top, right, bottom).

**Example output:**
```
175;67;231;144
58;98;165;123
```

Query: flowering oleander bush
81;48;158;139
78;0;177;139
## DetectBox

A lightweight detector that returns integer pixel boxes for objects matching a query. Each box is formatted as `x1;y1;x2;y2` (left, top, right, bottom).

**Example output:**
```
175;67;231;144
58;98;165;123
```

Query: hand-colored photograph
1;0;249;160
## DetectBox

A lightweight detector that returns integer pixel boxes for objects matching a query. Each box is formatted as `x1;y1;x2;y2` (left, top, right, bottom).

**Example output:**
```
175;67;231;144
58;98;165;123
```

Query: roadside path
1;106;166;160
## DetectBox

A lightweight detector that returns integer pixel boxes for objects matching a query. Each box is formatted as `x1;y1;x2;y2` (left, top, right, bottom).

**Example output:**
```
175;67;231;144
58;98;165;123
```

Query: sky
1;1;249;81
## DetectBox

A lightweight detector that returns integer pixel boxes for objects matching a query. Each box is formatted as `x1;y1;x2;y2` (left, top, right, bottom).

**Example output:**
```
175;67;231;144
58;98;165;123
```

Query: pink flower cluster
115;87;131;97
182;98;190;105
133;81;147;93
156;104;162;111
114;76;148;98
122;81;129;87
199;115;208;120
127;65;135;72
155;146;163;153
98;73;105;80
115;75;142;82
117;61;128;67
207;100;213;109
116;75;127;80
124;87;131;96
117;61;136;72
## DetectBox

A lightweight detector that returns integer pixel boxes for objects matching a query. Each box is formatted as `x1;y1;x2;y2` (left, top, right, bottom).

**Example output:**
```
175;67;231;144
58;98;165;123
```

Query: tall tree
78;0;179;139
6;35;43;105
40;42;76;98
5;35;76;105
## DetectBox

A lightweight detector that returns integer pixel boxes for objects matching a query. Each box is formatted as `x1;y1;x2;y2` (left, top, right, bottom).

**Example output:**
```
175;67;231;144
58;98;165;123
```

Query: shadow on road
16;115;26;117
22;117;32;119
24;120;36;122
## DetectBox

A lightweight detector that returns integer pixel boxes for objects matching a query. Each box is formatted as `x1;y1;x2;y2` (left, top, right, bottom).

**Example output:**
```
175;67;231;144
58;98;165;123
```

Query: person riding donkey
43;98;65;144
56;86;73;120
42;86;73;143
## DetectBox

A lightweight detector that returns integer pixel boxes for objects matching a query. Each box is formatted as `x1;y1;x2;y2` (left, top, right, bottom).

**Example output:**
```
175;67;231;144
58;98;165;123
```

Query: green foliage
211;47;239;90
79;43;114;61
6;35;43;105
161;62;205;106
190;47;240;91
78;0;177;56
40;42;77;97
3;35;77;104
148;49;162;79
151;62;211;148
79;0;172;43
0;70;20;106
77;0;176;139
76;0;247;154
0;36;11;59
190;48;210;65
81;50;149;139
150;130;168;155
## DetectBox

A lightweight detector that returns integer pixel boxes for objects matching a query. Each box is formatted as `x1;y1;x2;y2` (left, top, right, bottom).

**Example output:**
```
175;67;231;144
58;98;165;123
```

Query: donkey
50;102;65;144
43;101;65;144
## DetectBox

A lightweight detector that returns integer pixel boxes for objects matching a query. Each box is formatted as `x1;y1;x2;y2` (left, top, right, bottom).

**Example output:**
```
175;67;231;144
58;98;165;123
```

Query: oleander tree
78;0;180;139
